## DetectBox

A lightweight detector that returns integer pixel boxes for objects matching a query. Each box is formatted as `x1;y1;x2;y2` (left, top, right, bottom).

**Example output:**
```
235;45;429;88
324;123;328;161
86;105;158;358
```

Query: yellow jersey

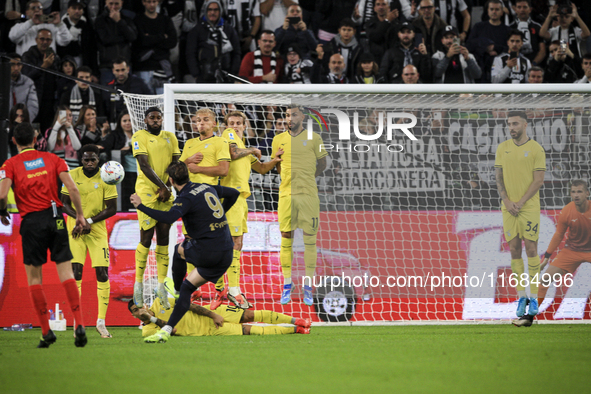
494;138;546;211
271;129;327;197
132;129;180;195
220;128;257;198
180;135;231;185
142;298;213;337
61;167;117;236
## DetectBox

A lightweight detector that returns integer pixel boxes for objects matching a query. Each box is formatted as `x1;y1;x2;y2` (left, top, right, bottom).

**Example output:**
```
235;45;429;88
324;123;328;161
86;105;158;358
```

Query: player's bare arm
516;170;545;210
187;160;230;177
0;178;13;226
61;195;117;235
496;167;519;216
184;152;203;165
315;156;327;177
59;171;87;231
188;304;224;328
139;310;167;328
229;143;262;160
252;147;284;174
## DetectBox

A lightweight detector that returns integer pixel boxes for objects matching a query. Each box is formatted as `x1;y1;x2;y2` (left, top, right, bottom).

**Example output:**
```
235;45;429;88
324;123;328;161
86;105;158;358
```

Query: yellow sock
215;275;225;291
227;250;241;288
280;237;293;280
304;234;317;278
97;280;110;320
511;258;525;292
135;244;149;283
250;326;294;335
254;310;293;324
76;280;82;296
155;245;169;283
528;256;540;297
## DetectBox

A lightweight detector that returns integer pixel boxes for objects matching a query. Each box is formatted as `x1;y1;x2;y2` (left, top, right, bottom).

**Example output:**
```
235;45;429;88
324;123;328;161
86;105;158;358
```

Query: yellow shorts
68;229;109;267
502;208;540;242
211;322;243;336
278;194;320;235
137;191;174;231
225;196;248;237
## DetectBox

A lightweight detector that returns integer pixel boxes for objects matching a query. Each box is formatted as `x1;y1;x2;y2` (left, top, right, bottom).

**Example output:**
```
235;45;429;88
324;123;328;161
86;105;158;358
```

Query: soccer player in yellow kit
61;145;117;338
128;298;311;337
132;107;180;309
215;111;283;309
495;110;545;323
271;105;327;305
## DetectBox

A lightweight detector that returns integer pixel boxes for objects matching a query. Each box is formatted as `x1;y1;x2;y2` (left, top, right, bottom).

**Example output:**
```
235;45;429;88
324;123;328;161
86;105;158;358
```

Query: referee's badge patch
133;141;139;150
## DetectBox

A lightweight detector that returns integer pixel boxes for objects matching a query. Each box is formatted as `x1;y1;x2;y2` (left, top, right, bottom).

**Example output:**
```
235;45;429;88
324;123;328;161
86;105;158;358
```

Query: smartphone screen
288;17;300;24
96;117;107;126
59;110;67;120
510;51;517;59
414;32;424;48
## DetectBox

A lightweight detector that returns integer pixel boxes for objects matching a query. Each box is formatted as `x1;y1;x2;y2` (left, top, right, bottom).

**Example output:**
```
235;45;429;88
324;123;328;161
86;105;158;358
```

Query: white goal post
123;83;591;324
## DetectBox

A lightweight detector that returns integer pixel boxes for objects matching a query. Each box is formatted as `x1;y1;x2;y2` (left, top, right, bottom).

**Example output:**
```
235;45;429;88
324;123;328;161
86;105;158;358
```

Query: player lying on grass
128;298;311;337
514;180;591;327
130;161;239;343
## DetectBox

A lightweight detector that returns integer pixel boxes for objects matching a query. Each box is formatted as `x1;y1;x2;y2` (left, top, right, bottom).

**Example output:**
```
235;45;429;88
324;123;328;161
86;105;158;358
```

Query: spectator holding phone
491;29;531;83
544;40;578;83
411;0;447;56
274;4;317;58
432;25;481;83
46;105;82;169
8;0;72;55
76;105;103;148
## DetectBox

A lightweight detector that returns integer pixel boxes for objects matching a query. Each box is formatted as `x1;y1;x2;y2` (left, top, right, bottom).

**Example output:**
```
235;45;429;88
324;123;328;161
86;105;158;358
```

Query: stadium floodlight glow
123;83;591;324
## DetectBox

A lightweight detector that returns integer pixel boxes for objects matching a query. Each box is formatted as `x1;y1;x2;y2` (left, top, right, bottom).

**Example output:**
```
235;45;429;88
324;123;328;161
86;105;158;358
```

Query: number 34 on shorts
502;210;540;242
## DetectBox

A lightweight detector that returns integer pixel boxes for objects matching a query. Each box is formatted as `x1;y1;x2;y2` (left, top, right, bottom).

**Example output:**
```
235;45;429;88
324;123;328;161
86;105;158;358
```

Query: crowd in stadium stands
3;0;591;204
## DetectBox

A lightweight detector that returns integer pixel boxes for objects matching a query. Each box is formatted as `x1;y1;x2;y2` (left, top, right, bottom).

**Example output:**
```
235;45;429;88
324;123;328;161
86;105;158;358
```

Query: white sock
229;287;241;297
284;277;292;286
518;290;526;298
162;325;173;334
97;318;105;325
530;293;537;299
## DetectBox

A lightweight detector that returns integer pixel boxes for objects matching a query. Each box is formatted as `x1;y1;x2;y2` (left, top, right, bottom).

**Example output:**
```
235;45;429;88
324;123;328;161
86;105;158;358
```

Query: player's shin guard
171;244;187;292
304;234;317;278
135;244;149;283
528;256;540;297
511;258;526;295
167;279;197;328
97;280;110;320
280;237;294;280
227;250;241;289
62;278;84;328
249;326;294;335
29;285;50;336
253;310;293;324
155;245;169;283
76;280;82;296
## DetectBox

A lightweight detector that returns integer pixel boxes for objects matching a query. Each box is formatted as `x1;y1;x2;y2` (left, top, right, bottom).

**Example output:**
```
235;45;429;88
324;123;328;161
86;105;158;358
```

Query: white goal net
123;84;591;323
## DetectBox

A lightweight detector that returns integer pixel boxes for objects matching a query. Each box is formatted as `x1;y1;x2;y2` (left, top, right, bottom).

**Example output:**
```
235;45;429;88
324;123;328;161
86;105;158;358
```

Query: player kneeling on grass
128;298;311;337
131;161;239;343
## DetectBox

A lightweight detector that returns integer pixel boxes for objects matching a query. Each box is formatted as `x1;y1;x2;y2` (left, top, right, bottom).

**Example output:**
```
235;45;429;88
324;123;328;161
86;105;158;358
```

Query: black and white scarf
70;85;95;123
253;49;276;83
284;59;313;84
205;18;233;55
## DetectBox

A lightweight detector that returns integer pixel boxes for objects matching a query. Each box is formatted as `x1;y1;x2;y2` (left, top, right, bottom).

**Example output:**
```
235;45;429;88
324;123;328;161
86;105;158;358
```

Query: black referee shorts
20;208;73;266
182;238;233;283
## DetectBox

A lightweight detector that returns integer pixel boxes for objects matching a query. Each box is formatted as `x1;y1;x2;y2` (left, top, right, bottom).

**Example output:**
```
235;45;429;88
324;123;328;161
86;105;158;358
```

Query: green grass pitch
1;324;590;393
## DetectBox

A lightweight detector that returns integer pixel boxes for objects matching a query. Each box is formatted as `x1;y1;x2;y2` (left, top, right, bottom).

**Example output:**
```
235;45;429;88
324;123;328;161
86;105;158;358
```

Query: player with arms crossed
213;110;284;309
513;180;591;327
495;110;546;322
178;108;231;307
132;107;180;309
0;122;87;348
272;105;327;305
128;298;311;337
61;144;117;338
130;161;240;343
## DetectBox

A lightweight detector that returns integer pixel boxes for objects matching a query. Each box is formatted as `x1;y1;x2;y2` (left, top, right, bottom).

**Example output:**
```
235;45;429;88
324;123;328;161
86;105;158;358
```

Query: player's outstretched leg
96;318;112;338
144;328;171;343
75;324;88;347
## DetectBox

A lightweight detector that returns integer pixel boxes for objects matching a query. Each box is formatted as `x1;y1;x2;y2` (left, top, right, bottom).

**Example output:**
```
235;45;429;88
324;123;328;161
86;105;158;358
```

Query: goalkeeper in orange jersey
128;298;311;337
514;180;591;327
495;111;545;325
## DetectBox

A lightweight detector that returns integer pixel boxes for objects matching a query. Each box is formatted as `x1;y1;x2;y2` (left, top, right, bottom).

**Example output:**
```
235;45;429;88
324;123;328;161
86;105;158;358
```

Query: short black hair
127;299;136;314
582;53;591;61
258;29;275;39
167;161;190;185
508;29;525;41
77;66;93;76
112;57;128;67
13;122;35;146
144;106;162;118
339;18;356;29
507;110;528;121
514;0;531;6
79;144;100;157
7;52;21;61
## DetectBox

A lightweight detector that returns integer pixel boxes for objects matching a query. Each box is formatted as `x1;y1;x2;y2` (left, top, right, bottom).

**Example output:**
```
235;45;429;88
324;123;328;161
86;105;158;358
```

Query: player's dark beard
146;122;162;135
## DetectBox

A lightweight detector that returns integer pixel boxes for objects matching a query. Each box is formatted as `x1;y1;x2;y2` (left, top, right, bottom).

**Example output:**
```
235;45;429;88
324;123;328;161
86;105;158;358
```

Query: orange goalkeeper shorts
551;248;591;273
